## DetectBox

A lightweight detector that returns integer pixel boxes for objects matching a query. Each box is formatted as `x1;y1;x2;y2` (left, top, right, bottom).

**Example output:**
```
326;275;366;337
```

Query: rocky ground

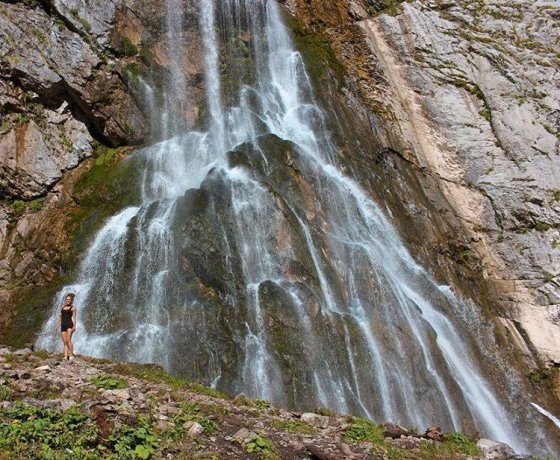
0;345;528;460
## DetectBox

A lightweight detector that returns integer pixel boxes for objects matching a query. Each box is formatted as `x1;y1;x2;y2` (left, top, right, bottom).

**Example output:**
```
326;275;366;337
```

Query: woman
56;293;77;360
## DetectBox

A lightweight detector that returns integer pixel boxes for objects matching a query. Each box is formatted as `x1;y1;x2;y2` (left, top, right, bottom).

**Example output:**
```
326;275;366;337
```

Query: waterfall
37;0;556;454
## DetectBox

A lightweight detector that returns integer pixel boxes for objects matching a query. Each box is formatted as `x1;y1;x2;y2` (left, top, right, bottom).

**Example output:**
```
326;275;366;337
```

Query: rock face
0;0;205;331
1;0;559;449
283;0;560;367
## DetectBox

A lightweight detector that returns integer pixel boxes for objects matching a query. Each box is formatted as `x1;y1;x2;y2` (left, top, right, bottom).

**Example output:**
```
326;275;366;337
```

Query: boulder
382;422;409;438
477;438;516;459
184;420;204;437
301;412;330;429
424;426;443;442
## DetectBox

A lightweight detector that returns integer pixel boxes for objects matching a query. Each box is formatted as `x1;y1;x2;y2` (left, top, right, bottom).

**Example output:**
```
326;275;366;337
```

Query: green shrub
112;363;229;399
316;406;336;416
0;403;99;458
90;374;129;390
254;399;272;410
120;37;138;56
271;419;316;434
419;432;480;459
244;435;279;459
0;385;12;401
343;417;385;444
109;415;158;459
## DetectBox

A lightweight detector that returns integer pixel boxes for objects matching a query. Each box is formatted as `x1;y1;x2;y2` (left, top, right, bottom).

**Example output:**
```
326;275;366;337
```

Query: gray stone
13;348;32;356
477;438;516;459
34;365;51;371
300;413;330;429
184;421;204;437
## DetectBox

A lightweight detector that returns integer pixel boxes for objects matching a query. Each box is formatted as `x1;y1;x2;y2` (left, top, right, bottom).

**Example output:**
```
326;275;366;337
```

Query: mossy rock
2;148;143;347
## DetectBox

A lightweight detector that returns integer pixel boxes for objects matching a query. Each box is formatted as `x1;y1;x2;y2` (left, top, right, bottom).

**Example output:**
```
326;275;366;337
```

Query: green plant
271;419;316;434
244;435;279;459
14;114;29;126
11;200;25;214
254;399;272;410
112;363;229;399
120;37;138;56
32;28;47;43
0;385;13;401
32;349;50;359
316;406;336;416
343;417;385;444
94;145;118;166
69;7;79;16
90;374;129;390
0;402;99;458
28;198;44;213
109;416;158;459
199;418;219;434
418;432;480;458
535;221;551;232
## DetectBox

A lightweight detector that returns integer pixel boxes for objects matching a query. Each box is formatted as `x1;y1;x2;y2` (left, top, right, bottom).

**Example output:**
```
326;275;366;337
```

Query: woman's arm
72;307;77;331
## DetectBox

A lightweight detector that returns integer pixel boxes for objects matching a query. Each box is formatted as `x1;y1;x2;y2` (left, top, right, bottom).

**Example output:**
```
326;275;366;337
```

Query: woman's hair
65;293;76;303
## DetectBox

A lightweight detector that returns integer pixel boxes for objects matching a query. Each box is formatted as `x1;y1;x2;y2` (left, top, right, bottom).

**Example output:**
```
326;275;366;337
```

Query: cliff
0;0;559;449
282;0;560;367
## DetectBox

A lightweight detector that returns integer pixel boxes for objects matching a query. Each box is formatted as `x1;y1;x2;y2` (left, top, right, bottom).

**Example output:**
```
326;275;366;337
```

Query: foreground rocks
0;346;526;459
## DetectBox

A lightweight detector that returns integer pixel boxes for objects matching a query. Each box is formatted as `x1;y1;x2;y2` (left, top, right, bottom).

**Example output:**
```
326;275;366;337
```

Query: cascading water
37;0;558;454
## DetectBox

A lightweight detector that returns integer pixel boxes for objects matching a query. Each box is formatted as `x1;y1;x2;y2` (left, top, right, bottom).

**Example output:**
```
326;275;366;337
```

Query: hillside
0;345;521;460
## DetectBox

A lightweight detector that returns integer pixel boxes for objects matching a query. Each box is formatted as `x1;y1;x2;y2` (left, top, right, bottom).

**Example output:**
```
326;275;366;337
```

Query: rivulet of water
37;0;558;455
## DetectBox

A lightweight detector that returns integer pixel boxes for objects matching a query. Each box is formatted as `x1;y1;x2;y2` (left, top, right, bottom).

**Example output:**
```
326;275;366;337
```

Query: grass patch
119;37;138;57
287;16;345;88
111;363;230;400
343;417;385;444
419;432;480;458
271;419;316;435
316;406;336;416
90;374;129;390
0;385;13;401
254;399;272;410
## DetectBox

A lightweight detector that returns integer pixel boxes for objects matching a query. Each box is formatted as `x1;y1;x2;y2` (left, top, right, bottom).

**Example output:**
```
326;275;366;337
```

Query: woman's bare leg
67;330;74;357
61;332;68;359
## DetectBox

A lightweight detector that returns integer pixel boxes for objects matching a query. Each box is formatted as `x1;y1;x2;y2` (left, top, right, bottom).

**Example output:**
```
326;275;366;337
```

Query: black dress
61;307;74;332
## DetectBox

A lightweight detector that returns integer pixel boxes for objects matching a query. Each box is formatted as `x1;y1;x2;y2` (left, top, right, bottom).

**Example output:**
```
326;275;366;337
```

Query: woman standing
56;293;77;360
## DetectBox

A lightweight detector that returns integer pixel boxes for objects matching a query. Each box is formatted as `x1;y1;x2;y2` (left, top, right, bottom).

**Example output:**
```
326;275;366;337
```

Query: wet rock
301;412;330;429
477;438;516;459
